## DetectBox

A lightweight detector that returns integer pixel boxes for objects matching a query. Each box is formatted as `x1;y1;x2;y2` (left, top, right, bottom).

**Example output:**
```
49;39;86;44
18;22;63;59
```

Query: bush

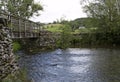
13;42;21;52
2;69;32;82
56;24;73;49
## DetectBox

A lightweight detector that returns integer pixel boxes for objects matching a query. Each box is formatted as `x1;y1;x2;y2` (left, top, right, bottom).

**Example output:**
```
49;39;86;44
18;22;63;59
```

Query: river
18;48;120;82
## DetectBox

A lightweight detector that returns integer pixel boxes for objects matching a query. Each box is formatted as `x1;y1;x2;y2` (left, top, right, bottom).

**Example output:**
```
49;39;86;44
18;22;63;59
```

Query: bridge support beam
14;36;56;54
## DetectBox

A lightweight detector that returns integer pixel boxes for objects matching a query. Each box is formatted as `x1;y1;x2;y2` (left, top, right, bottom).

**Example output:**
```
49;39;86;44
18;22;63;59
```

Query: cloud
30;0;87;23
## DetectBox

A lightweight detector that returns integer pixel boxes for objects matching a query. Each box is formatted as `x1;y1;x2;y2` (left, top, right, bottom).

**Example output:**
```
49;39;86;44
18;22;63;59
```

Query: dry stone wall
38;31;56;47
0;25;18;79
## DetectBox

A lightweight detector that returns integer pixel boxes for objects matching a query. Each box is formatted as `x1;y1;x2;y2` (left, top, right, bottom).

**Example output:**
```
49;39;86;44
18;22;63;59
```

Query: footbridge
0;11;58;48
0;11;53;39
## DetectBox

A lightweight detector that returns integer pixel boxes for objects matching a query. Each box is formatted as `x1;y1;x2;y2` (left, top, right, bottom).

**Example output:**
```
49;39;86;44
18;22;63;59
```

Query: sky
30;0;87;23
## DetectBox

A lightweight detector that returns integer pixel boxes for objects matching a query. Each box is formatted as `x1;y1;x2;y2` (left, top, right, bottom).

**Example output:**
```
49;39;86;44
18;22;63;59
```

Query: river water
18;48;120;82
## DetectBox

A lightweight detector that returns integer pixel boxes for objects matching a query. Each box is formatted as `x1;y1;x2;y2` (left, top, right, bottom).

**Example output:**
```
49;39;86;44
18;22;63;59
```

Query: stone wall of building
0;25;18;79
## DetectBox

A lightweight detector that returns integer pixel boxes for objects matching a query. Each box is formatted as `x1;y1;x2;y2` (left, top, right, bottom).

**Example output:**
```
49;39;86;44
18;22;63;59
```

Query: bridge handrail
0;10;39;25
0;10;41;38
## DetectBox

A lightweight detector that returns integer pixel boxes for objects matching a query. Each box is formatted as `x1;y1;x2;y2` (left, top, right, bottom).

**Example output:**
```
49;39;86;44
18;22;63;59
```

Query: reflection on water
70;64;90;73
70;56;90;62
69;56;91;74
18;48;120;82
67;48;91;55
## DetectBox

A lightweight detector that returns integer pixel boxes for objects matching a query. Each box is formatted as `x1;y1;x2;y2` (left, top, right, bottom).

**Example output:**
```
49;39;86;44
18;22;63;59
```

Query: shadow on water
18;48;120;82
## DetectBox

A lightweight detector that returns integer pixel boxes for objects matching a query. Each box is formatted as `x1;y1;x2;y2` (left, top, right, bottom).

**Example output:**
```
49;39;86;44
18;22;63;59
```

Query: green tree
81;0;120;45
57;24;72;49
0;0;43;19
82;0;120;31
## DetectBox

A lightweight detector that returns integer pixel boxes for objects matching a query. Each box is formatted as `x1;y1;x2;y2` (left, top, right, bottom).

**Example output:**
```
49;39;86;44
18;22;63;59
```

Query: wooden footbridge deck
0;11;50;39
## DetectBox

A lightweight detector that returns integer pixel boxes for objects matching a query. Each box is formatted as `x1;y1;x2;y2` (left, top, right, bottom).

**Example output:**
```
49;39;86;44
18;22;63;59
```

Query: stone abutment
0;25;18;80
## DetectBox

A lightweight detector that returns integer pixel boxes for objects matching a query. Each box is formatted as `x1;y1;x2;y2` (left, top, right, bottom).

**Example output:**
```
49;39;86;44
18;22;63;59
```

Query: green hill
44;24;64;33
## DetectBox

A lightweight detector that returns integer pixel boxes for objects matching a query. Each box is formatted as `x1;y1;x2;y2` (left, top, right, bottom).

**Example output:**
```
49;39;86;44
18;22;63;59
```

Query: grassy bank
2;69;32;82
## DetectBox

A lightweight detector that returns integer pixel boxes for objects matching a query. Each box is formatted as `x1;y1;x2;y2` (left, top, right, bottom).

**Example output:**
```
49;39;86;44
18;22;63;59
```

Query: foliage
82;0;120;31
65;17;97;32
0;0;43;19
74;28;95;34
2;68;32;82
69;18;86;30
56;24;73;49
80;0;120;46
13;42;21;52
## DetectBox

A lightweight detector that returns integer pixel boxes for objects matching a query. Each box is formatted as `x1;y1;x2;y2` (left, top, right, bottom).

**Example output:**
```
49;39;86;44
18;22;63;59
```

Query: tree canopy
82;0;120;32
80;0;120;46
0;0;43;19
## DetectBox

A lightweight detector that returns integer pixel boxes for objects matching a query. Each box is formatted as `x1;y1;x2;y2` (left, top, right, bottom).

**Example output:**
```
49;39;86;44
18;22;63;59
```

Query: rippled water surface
18;48;120;82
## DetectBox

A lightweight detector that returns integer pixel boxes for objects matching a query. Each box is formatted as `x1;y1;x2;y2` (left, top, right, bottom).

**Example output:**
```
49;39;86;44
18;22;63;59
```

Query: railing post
33;23;35;37
18;18;21;38
31;22;33;37
24;20;26;37
38;24;40;37
11;17;14;37
9;15;13;38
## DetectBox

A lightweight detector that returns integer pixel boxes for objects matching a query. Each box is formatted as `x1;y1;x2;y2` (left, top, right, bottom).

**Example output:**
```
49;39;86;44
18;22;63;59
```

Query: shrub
2;68;32;82
13;42;21;52
56;24;73;49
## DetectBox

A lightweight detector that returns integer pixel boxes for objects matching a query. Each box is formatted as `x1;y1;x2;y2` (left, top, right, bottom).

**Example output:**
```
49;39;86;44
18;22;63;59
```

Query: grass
2;69;32;82
44;24;96;34
44;24;64;33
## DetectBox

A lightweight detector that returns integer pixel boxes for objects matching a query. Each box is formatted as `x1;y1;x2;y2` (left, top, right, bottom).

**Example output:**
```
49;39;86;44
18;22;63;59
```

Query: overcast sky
30;0;87;23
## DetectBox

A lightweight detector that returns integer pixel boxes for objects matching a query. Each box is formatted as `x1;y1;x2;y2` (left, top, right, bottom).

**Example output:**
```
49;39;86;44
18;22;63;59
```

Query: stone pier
0;25;18;79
